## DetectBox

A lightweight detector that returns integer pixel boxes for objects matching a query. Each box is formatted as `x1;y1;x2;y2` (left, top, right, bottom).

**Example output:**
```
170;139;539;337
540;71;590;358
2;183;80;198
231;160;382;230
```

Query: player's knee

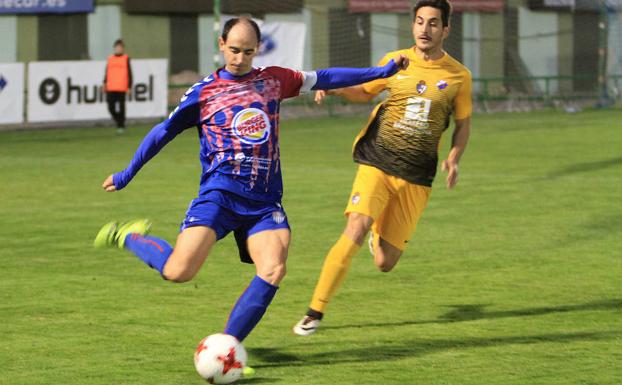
258;261;286;286
345;213;373;244
270;262;287;284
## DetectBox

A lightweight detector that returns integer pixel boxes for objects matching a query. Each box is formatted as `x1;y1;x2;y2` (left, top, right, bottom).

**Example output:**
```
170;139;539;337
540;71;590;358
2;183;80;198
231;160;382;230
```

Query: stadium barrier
28;59;168;123
0;59;168;128
0;63;25;125
2;69;620;130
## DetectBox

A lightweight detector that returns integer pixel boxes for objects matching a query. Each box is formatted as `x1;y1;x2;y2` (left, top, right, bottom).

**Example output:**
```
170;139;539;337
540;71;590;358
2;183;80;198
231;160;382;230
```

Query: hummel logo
396;74;411;80
45;84;56;98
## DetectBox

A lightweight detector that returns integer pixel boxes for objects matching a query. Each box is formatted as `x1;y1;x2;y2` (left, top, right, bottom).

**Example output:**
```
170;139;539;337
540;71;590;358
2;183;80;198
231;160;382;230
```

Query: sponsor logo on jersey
232;108;271;145
436;80;448;90
351;192;361;205
416;80;427;94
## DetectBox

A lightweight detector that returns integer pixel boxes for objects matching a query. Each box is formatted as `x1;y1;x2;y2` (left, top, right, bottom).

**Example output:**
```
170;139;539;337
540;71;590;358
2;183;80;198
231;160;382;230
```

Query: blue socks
224;275;279;342
124;234;277;342
123;233;173;276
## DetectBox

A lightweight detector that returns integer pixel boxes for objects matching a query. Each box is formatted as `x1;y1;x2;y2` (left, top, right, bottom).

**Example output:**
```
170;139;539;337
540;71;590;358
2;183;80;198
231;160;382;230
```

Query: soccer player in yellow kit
294;0;472;335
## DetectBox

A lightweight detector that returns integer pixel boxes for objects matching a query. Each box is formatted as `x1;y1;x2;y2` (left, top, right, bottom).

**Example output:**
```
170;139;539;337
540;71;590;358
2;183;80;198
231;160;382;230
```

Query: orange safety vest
105;54;130;92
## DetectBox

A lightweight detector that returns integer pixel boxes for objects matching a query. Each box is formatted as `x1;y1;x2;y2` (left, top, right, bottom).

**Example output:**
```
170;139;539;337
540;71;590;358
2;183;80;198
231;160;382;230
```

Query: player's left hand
441;160;459;189
102;174;117;192
393;54;409;71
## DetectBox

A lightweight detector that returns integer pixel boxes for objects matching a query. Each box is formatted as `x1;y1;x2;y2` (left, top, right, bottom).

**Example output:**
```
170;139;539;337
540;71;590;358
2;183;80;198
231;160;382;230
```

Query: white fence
0;59;168;126
0;63;25;125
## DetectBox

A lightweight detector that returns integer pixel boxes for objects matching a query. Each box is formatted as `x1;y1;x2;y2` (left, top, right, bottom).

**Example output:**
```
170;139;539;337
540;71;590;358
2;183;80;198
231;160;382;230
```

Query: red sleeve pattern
264;66;304;100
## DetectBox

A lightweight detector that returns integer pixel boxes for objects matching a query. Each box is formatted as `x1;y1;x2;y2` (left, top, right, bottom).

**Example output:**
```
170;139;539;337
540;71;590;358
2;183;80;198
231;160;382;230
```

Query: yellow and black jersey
353;47;472;187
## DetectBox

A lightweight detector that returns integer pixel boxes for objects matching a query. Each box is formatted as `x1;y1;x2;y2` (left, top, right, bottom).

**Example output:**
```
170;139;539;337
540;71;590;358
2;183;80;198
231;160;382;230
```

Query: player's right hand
314;90;327;104
441;160;459;189
102;174;117;192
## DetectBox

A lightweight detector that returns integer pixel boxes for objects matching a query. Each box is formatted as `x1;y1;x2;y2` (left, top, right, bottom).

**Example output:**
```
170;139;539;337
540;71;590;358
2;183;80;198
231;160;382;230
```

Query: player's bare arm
315;85;375;104
442;116;471;189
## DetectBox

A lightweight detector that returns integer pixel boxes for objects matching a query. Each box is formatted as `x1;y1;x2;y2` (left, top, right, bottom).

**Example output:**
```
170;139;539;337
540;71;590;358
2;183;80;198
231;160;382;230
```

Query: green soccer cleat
93;219;152;249
93;221;119;249
115;219;152;249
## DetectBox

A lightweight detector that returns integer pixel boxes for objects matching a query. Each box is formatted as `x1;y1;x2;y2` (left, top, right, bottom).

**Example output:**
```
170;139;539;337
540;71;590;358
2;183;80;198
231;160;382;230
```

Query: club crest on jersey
232;108;271;145
416;80;427;94
437;80;448;90
272;211;286;224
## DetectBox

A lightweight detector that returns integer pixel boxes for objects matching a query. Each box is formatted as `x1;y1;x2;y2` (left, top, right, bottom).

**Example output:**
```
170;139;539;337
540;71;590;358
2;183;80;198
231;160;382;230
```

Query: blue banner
0;0;94;14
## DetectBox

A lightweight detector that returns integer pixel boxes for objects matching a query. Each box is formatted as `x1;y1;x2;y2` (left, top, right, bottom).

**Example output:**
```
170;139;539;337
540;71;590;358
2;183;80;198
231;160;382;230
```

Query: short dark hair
113;39;124;47
221;17;261;44
413;0;452;27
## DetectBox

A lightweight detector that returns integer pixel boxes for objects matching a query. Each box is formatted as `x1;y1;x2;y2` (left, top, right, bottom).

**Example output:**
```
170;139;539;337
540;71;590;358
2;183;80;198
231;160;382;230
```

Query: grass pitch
1;109;621;385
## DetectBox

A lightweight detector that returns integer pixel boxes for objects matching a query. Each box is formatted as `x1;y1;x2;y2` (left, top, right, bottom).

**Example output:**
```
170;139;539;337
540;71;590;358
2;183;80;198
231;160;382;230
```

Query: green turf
1;109;621;385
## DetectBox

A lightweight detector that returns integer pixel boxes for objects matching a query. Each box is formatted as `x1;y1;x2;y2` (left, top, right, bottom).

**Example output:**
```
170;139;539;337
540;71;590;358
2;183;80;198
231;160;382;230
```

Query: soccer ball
194;333;248;384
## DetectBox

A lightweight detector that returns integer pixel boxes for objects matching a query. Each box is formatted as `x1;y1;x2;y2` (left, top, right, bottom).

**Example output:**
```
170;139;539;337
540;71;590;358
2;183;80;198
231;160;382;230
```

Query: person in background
104;39;133;134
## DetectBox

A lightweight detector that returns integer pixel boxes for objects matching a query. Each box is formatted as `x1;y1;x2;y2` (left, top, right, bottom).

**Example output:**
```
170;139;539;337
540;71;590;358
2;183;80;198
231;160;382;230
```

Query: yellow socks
309;234;361;314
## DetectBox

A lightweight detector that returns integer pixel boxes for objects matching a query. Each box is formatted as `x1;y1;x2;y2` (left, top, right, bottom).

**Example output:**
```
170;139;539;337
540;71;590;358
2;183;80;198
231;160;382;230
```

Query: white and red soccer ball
194;333;248;384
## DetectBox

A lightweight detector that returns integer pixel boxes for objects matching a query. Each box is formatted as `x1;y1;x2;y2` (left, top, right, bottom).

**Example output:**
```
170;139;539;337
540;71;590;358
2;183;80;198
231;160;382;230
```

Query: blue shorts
180;190;290;264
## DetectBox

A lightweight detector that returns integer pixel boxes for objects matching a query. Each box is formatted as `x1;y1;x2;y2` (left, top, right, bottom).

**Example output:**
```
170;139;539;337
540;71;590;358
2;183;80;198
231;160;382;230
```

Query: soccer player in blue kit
94;17;408;349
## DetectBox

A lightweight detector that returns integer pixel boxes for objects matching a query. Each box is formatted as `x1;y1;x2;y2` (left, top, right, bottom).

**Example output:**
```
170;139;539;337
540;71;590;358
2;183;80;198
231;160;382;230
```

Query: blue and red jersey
113;66;304;202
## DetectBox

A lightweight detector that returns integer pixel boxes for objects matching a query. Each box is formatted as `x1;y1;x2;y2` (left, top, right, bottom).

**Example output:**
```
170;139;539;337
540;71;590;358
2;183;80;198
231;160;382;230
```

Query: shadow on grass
546;156;622;179
319;298;622;330
250;330;621;368
237;377;281;384
440;298;622;321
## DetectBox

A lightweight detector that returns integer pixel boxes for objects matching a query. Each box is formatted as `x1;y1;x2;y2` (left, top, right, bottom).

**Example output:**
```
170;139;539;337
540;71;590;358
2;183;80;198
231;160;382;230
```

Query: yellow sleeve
361;54;392;95
454;69;472;120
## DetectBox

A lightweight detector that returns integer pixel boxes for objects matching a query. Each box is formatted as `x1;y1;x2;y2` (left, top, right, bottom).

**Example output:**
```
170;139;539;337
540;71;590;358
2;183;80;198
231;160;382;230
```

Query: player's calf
162;245;214;282
162;262;200;283
373;237;402;272
160;226;217;282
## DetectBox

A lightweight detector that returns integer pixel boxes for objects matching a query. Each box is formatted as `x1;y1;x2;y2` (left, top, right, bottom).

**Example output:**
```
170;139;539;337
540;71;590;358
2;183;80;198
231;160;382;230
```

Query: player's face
413;6;449;54
219;23;259;76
